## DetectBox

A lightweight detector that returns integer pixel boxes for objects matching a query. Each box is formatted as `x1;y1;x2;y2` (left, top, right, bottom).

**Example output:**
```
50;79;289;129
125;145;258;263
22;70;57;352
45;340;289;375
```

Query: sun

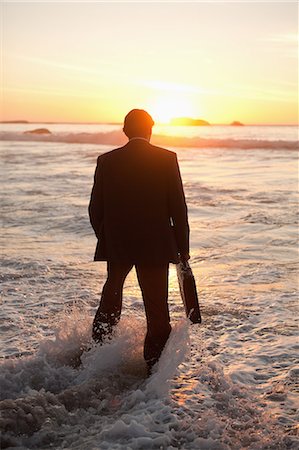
148;95;196;124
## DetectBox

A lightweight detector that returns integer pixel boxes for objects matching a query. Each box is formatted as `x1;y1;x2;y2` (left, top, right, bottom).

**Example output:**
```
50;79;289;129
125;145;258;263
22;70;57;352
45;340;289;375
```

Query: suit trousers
92;262;172;369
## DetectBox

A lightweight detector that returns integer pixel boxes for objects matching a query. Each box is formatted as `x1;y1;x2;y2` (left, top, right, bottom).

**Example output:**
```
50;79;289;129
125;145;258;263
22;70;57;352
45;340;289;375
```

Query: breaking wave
0;310;294;449
1;130;298;150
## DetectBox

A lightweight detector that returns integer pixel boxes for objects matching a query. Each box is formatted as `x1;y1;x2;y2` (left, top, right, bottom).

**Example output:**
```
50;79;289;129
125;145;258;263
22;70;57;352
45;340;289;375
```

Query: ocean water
0;124;298;449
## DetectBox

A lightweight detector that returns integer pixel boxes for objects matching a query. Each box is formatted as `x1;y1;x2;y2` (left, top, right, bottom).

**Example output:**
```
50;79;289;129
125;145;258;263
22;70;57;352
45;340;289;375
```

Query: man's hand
179;252;190;263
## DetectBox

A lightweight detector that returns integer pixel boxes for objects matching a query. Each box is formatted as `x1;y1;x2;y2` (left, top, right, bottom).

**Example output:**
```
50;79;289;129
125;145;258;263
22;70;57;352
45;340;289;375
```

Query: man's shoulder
97;143;176;163
96;145;127;164
148;143;177;159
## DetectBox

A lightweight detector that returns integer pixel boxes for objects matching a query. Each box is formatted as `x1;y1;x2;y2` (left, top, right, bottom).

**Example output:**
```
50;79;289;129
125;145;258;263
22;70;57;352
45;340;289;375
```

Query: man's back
89;139;189;264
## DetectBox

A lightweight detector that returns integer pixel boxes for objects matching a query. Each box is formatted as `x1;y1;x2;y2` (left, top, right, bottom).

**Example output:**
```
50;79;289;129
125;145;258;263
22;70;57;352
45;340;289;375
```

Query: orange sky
1;1;298;124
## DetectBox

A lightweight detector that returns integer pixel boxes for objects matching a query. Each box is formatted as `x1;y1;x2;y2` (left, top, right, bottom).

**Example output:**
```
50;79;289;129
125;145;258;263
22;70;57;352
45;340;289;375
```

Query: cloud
265;34;298;44
262;33;298;58
142;80;204;94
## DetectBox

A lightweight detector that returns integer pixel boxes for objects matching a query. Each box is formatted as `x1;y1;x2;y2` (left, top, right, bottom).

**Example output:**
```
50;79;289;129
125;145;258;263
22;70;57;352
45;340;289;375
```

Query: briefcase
176;261;202;324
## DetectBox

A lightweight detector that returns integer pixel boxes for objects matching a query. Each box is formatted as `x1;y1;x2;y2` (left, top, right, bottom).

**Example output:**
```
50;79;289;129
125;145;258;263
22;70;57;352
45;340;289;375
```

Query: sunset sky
1;1;298;124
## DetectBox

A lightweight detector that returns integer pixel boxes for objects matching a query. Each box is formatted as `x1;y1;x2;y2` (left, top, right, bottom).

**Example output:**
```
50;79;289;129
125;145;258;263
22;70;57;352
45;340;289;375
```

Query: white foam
1;306;296;449
145;319;190;397
0;130;297;149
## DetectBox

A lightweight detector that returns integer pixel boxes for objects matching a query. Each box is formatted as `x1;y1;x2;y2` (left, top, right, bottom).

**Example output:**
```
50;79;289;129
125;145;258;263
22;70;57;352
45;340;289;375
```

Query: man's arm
88;155;104;239
168;153;190;261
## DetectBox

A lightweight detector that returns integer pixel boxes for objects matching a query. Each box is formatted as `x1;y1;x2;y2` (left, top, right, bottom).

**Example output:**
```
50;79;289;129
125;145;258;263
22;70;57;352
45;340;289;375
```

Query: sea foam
0;130;298;150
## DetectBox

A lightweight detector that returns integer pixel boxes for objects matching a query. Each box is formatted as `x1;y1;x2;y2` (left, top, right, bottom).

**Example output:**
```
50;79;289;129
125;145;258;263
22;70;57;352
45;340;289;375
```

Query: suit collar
129;137;150;143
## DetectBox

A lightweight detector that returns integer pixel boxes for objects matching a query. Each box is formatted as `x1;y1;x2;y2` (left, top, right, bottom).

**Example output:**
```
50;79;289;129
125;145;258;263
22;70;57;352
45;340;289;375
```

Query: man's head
123;109;154;140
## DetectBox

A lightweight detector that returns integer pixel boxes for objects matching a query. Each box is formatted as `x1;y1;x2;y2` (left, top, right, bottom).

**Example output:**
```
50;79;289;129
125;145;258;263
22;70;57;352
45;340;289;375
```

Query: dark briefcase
176;261;202;324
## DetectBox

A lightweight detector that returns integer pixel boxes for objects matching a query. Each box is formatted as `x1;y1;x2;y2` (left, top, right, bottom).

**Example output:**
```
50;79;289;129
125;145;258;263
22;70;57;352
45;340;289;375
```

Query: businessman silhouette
89;109;189;372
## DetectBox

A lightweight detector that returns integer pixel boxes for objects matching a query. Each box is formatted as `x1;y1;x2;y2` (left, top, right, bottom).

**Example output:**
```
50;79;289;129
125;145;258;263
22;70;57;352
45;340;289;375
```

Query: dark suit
89;139;189;369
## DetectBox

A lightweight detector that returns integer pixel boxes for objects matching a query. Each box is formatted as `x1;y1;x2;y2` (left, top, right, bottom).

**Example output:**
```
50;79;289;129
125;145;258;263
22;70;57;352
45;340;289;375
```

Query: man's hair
123;109;154;138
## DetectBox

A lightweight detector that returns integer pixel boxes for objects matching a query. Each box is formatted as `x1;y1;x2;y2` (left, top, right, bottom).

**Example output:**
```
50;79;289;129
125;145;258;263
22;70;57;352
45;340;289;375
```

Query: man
89;109;189;372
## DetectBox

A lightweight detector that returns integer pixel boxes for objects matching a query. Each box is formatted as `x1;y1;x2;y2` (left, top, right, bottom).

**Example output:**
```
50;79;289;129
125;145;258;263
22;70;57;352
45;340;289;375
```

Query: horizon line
1;120;298;127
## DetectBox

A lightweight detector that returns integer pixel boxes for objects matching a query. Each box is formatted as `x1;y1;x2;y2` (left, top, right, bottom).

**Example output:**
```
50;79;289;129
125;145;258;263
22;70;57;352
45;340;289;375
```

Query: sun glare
148;95;196;124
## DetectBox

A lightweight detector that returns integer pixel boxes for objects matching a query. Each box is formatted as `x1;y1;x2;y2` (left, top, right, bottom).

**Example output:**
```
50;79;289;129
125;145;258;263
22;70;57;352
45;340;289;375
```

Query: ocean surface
0;123;298;449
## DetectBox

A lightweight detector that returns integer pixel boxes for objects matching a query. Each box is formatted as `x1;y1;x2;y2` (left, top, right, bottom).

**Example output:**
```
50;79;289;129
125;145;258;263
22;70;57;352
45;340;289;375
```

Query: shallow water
0;127;298;449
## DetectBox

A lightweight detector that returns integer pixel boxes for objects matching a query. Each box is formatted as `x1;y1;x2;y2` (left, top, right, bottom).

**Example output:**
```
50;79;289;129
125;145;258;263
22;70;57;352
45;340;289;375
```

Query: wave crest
1;130;298;150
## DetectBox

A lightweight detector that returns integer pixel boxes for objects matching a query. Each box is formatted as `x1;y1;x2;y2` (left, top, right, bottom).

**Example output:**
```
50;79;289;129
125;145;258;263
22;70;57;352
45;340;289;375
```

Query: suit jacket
88;139;189;264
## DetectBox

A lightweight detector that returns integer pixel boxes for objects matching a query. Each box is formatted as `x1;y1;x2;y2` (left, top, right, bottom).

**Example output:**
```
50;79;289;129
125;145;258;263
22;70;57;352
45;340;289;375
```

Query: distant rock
231;121;244;126
170;117;210;126
24;128;52;135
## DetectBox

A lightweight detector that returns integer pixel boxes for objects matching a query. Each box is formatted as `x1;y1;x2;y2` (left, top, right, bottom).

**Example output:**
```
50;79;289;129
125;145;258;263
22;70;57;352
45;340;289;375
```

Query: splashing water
1;307;297;449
